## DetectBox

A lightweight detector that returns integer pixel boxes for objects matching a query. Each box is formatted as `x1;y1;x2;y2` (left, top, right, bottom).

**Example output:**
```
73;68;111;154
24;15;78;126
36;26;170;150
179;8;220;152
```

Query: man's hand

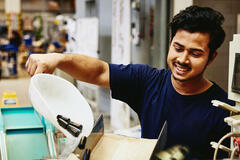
25;53;63;76
25;53;110;88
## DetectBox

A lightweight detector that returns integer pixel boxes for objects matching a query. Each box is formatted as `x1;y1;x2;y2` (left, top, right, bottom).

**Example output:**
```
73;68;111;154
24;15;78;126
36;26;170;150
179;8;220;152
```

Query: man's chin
172;73;204;83
172;75;188;82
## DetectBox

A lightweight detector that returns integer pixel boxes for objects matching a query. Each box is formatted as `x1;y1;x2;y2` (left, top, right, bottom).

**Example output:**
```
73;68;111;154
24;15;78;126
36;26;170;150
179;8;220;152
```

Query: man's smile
173;62;191;74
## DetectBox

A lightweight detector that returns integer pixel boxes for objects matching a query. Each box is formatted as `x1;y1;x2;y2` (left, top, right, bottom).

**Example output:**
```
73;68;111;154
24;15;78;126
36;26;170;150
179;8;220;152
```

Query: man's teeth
175;64;189;71
177;66;188;71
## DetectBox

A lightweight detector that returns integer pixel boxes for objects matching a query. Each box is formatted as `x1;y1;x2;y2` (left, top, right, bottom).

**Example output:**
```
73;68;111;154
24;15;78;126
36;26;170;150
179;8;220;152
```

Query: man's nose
177;51;189;64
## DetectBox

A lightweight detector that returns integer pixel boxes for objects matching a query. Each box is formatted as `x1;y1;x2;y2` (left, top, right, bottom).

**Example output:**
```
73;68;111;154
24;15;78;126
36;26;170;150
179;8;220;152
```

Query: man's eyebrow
174;42;205;53
173;42;184;48
190;48;204;53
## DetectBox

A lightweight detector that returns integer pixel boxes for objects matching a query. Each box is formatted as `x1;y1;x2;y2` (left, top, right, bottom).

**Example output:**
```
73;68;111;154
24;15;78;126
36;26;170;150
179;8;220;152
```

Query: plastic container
29;74;94;157
29;73;94;138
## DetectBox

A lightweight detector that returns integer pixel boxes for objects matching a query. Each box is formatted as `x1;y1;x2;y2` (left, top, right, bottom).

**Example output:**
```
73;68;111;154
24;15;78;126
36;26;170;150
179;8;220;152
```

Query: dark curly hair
170;5;225;60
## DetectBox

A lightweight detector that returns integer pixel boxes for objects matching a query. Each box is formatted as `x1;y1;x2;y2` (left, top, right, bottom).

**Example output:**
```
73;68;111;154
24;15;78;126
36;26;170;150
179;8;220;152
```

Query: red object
233;137;240;154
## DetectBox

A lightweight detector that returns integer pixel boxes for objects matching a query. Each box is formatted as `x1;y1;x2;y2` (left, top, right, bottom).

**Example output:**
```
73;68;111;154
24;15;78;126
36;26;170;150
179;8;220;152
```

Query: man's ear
207;52;218;65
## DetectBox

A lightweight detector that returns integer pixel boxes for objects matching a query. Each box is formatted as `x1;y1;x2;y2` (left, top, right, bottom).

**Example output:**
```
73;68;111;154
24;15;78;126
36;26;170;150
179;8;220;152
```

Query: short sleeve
109;63;158;113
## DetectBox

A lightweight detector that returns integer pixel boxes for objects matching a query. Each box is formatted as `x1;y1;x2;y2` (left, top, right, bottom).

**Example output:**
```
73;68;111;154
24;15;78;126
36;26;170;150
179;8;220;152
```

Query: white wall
5;0;21;13
173;0;193;15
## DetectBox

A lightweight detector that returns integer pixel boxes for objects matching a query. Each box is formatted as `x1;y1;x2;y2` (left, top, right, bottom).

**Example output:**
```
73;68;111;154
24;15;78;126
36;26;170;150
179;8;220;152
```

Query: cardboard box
70;133;157;160
91;134;157;160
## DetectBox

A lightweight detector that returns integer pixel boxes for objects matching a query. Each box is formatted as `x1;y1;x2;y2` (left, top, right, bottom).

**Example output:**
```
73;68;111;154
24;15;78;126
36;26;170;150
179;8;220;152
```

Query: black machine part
57;114;83;137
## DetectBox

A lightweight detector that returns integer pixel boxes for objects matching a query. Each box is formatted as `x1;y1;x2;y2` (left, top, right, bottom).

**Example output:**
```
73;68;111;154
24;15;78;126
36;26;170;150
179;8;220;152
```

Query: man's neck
171;75;213;95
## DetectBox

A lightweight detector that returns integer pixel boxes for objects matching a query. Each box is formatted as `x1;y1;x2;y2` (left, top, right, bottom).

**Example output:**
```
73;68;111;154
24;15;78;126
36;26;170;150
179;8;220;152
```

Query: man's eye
175;47;183;52
191;52;200;57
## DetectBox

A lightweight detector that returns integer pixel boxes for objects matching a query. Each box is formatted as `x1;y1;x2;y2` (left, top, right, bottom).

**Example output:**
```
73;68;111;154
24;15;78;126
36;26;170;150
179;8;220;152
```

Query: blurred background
0;0;239;137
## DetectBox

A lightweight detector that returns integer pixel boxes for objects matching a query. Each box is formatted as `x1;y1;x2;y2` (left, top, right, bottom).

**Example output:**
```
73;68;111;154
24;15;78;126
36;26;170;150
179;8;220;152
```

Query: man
26;6;234;159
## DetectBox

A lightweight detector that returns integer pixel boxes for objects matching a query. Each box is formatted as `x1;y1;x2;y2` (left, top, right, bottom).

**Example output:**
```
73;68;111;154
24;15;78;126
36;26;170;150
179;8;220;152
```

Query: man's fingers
26;59;32;74
34;65;44;75
25;54;56;76
25;58;29;68
29;63;37;76
26;55;44;76
26;55;35;74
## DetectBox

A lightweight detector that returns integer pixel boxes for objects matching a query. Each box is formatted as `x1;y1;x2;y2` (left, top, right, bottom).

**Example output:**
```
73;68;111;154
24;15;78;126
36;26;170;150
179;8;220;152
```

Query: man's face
167;29;211;82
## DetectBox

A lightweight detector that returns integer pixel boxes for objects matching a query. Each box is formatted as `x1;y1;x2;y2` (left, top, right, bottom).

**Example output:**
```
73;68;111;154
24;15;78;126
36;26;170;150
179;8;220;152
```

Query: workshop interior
0;0;240;159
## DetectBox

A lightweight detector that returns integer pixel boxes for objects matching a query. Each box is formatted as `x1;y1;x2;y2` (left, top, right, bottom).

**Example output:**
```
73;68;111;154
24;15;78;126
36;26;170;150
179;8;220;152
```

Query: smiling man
26;5;234;159
168;30;213;95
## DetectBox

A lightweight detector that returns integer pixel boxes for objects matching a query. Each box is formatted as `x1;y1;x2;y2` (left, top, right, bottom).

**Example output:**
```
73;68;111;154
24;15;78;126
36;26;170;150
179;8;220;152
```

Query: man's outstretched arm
25;53;110;88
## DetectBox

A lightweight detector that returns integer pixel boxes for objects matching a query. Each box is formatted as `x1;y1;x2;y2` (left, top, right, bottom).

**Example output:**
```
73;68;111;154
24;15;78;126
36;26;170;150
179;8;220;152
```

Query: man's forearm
57;54;110;88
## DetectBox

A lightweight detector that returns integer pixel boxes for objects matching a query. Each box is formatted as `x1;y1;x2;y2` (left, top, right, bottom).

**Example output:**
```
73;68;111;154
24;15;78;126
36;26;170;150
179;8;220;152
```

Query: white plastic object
212;100;240;113
29;74;94;139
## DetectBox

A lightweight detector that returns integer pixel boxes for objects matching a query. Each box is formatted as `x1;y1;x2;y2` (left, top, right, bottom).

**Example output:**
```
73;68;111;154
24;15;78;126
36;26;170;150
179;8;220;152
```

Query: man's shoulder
211;82;235;105
109;63;170;77
211;82;228;96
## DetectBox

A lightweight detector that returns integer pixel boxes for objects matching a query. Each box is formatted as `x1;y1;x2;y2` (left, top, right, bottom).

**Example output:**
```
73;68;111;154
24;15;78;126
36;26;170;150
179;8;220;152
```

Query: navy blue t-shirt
109;63;234;159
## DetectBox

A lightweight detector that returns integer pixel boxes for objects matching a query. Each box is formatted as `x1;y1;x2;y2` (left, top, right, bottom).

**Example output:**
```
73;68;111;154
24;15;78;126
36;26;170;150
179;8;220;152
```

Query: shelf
0;9;74;13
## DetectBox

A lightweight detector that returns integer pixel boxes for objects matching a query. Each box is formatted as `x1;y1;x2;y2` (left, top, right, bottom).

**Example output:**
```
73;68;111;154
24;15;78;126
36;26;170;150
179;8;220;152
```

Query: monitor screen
232;53;240;93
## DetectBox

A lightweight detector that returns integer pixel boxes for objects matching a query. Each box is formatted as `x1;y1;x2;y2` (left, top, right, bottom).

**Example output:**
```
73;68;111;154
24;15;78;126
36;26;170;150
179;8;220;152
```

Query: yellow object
54;19;59;25
1;90;20;107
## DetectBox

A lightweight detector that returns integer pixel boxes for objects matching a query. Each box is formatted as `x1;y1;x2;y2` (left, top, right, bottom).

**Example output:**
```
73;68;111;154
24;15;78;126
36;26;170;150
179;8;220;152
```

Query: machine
211;34;240;159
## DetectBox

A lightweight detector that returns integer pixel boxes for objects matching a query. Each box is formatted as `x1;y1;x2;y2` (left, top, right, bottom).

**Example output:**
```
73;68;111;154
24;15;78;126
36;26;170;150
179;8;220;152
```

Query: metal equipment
0;106;56;160
56;114;104;160
211;34;240;159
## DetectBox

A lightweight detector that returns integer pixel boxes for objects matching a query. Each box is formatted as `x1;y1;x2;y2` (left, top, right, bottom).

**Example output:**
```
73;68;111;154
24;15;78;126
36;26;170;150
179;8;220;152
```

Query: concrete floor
0;64;32;107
